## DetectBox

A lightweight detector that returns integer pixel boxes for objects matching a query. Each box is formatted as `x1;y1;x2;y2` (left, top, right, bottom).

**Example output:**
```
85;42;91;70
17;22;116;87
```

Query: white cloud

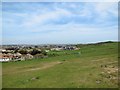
94;2;118;17
2;0;119;2
21;2;117;28
2;2;118;44
22;8;72;27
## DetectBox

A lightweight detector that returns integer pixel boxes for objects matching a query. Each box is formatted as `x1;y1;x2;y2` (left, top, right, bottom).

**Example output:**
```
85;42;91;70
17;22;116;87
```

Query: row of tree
17;49;47;56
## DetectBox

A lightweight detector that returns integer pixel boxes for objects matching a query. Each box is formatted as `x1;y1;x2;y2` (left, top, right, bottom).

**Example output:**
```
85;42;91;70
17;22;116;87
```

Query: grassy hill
2;42;118;88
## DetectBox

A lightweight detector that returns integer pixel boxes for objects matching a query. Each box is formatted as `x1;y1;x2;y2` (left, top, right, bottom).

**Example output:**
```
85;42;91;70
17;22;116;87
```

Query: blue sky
2;2;118;44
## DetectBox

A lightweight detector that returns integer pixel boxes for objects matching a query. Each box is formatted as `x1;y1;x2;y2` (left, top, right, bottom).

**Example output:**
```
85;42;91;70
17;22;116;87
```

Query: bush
42;51;47;55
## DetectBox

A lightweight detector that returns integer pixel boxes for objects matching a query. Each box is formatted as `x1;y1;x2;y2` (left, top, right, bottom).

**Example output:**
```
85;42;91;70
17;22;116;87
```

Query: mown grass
2;42;118;88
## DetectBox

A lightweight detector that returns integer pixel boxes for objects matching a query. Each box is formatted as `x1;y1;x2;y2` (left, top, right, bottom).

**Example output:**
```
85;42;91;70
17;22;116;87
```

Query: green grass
2;42;118;88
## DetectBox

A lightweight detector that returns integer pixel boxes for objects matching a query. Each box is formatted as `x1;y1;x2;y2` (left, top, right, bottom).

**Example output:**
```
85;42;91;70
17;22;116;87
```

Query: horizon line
1;40;119;46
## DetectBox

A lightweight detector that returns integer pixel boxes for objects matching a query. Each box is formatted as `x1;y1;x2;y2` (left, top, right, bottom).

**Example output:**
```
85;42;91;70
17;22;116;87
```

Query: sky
1;2;118;44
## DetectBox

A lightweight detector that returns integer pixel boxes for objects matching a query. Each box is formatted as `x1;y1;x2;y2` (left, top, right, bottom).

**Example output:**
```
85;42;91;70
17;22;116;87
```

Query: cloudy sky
2;2;118;44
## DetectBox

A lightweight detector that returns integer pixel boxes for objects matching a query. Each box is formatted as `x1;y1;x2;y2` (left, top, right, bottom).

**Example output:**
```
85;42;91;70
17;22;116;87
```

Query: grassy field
2;42;118;88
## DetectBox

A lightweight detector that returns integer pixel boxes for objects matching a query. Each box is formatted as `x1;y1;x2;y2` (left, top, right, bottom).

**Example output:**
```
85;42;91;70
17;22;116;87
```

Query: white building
0;58;11;62
51;48;63;51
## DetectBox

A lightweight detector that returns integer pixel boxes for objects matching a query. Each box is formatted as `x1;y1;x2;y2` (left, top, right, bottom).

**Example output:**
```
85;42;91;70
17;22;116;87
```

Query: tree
19;50;27;54
30;49;41;55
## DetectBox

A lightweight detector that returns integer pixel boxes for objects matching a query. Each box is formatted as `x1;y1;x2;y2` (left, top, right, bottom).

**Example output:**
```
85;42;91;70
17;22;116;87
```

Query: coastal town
0;44;80;62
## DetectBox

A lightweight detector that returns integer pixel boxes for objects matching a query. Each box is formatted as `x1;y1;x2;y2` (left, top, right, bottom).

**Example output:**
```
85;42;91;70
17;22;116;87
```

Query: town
0;44;80;62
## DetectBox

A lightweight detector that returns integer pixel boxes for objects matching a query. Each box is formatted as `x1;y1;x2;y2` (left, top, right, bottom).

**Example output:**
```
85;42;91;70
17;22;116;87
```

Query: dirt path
3;61;62;75
25;61;62;72
92;58;108;62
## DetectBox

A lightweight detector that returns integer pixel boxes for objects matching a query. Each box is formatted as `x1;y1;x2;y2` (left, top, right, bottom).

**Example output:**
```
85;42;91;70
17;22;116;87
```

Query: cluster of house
50;46;80;51
0;48;35;62
0;52;33;62
0;45;80;62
